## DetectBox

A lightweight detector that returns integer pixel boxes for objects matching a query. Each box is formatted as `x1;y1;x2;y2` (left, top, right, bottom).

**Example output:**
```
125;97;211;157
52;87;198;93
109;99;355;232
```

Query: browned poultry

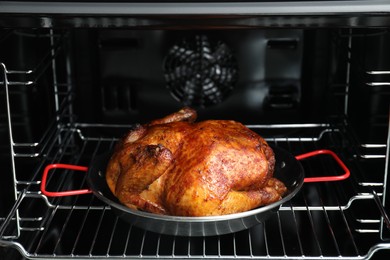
106;107;286;216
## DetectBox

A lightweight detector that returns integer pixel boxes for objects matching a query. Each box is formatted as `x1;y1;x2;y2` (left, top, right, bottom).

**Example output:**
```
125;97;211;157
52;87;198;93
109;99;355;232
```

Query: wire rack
1;123;389;259
1;29;390;259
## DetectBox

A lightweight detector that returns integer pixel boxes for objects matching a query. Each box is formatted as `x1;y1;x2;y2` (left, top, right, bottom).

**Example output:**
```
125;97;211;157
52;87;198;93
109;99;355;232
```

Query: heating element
0;21;390;260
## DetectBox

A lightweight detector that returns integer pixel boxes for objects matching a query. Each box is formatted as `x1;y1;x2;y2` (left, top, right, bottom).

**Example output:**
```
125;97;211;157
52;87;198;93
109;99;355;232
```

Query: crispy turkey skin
106;107;286;216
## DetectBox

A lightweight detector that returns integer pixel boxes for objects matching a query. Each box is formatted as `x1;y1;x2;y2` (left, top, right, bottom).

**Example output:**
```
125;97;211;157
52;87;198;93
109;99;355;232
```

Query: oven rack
1;196;390;260
1;29;390;259
2;59;390;258
1;122;390;260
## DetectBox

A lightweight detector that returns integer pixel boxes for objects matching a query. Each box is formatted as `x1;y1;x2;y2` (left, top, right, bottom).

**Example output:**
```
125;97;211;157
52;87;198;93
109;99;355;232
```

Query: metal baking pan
41;146;349;236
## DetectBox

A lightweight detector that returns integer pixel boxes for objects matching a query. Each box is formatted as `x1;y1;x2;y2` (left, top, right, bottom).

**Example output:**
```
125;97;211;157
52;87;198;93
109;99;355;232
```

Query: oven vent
163;34;238;107
267;39;298;50
265;82;301;110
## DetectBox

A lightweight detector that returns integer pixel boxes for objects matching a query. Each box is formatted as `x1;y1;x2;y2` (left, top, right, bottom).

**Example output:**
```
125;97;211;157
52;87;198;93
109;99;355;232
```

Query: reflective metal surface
87;147;304;236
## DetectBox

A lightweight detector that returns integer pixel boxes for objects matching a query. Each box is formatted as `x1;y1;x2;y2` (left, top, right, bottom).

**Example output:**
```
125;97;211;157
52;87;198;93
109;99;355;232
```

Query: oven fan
163;34;238;107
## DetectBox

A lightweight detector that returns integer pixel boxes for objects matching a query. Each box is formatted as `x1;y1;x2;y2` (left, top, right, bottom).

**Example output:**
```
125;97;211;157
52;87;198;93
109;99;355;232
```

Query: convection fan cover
163;34;238;107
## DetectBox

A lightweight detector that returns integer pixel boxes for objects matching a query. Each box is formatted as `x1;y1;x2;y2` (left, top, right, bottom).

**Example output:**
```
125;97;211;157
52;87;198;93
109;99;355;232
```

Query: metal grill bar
276;212;286;257
53;206;77;254
123;225;133;256
0;190;26;239
302;192;323;256
107;217;119;256
1;62;21;237
32;205;59;255
320;196;341;255
70;209;92;255
366;70;390;87
340;207;360;256
139;229;147;257
88;207;108;256
13;127;73;200
289;202;304;256
4;210;390;259
262;222;270;257
70;145;103;256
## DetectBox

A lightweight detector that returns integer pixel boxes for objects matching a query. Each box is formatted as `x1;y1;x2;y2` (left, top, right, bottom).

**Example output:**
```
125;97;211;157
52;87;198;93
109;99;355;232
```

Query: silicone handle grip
295;149;350;183
41;164;91;197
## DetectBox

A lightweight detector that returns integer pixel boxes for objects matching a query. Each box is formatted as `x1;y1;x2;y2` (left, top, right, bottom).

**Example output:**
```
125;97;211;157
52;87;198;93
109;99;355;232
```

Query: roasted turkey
106;107;286;216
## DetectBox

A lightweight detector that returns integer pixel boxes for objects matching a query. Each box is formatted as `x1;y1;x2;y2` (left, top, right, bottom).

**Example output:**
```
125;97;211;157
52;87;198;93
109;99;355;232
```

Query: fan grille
164;35;238;107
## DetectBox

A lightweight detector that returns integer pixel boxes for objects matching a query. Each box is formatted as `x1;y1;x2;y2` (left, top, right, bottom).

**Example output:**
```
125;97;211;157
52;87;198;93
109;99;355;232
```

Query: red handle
41;164;92;197
41;149;348;196
295;150;350;183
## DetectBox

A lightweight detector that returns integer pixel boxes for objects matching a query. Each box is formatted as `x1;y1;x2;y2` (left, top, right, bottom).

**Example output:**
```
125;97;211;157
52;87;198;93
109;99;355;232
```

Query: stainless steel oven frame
1;1;390;259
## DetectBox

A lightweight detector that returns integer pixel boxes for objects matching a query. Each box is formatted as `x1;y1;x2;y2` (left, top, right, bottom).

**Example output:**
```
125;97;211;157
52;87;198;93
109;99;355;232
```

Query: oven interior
0;27;390;259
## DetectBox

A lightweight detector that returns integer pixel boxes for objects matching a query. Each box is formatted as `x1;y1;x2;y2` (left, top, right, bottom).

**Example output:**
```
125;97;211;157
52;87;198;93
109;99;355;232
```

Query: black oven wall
71;29;332;125
69;28;387;140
